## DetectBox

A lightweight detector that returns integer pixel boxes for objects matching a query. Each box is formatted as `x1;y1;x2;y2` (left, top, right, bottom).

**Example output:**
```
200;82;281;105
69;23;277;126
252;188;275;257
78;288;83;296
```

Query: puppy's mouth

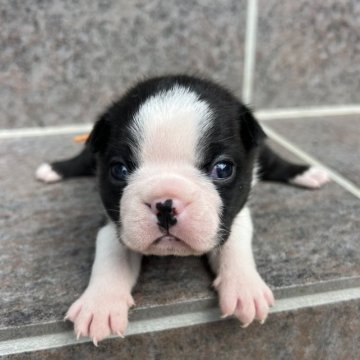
146;233;201;256
153;234;182;244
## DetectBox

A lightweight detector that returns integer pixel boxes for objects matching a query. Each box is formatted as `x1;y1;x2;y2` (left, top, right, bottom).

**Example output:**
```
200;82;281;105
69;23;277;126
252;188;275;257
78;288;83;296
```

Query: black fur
156;199;177;232
51;146;96;178
47;75;310;243
258;144;309;182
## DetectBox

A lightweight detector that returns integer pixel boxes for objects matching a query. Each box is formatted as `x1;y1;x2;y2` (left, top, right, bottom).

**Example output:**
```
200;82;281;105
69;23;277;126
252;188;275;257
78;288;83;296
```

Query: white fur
131;85;213;165
35;163;62;183
65;223;142;345
251;161;260;187
208;207;274;326
290;166;330;189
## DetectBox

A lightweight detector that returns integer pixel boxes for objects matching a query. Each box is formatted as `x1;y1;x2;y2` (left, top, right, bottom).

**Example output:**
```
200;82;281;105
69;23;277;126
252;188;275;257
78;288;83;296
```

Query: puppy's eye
110;162;128;181
210;161;233;180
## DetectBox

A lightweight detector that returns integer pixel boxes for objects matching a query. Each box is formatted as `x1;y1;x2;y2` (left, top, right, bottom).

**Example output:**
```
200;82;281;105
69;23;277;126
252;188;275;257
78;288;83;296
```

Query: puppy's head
88;76;265;256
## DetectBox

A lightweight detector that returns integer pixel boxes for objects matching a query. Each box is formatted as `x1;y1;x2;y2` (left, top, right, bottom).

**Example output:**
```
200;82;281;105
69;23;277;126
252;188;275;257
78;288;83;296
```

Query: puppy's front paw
65;287;135;346
213;270;274;327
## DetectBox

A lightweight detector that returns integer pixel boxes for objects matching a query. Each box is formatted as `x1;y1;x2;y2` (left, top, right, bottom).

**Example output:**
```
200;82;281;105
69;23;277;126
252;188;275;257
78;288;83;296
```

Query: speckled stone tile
251;181;359;288
5;300;360;359
147;300;360;360
0;135;359;338
0;0;246;128
264;116;360;185
254;0;360;107
4;333;153;360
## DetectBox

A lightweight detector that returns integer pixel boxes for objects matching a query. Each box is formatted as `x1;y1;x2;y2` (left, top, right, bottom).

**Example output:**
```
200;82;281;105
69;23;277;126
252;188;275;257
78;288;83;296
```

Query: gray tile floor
266;116;360;184
0;115;359;356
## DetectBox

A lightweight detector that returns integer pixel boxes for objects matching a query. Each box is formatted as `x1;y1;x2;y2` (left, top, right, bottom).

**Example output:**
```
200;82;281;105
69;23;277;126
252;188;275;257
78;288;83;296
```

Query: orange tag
73;134;90;143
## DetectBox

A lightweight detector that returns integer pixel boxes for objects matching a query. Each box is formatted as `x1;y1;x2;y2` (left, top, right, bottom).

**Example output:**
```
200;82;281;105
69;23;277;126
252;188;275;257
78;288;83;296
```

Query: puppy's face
89;77;264;256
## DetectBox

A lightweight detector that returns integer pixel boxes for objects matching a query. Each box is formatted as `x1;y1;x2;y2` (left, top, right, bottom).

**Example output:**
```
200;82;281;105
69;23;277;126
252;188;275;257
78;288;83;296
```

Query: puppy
36;75;329;345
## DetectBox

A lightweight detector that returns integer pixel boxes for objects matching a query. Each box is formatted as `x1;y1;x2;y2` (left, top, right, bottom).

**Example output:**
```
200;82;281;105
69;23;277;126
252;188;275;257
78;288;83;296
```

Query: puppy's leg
208;207;274;326
65;223;142;345
258;144;330;189
36;146;96;183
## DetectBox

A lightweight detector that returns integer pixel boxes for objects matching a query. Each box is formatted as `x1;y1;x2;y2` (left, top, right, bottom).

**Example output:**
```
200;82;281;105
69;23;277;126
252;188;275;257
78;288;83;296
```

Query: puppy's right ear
239;105;266;151
86;112;111;153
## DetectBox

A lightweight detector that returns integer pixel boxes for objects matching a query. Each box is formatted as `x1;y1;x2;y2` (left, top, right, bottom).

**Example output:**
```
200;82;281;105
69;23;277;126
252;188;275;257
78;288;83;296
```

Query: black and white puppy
36;75;329;345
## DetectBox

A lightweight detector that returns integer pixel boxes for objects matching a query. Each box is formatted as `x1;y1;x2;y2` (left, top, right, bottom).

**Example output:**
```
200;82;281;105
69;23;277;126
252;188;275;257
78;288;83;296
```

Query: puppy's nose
148;198;186;231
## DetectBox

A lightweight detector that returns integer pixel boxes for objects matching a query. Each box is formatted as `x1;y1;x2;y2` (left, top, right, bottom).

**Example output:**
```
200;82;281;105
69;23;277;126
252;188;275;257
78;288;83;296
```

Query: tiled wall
1;0;359;128
0;0;246;128
254;0;360;108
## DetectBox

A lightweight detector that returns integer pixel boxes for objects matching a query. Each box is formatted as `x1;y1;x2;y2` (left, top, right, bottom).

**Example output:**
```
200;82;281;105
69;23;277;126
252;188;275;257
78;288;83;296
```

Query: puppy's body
36;75;329;344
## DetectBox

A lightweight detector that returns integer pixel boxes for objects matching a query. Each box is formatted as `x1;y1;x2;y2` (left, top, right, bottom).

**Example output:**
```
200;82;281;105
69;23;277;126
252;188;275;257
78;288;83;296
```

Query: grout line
2;277;359;343
256;105;360;120
262;124;360;199
0;105;359;140
127;286;360;335
0;124;93;139
242;0;258;104
1;286;359;356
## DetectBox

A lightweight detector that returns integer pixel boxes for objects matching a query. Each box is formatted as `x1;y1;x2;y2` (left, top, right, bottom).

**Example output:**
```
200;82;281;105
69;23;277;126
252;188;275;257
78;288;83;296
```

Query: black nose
156;199;177;231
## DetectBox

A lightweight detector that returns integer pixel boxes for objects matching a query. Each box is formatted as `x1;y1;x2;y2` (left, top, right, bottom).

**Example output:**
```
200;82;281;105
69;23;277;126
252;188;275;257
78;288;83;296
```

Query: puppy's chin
122;233;217;257
140;240;207;257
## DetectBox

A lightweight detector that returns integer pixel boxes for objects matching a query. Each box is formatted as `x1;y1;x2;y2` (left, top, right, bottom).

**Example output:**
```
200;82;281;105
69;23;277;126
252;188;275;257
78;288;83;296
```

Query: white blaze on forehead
131;85;213;164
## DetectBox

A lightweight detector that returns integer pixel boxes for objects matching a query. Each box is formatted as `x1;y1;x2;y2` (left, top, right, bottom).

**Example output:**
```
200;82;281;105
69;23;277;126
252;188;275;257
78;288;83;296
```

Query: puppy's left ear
86;112;111;153
239;106;266;151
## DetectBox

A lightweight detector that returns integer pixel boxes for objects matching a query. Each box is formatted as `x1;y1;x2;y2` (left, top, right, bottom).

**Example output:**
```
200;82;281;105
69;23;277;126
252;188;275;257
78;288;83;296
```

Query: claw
117;331;125;338
259;315;267;325
93;338;98;347
76;331;81;341
240;322;250;328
